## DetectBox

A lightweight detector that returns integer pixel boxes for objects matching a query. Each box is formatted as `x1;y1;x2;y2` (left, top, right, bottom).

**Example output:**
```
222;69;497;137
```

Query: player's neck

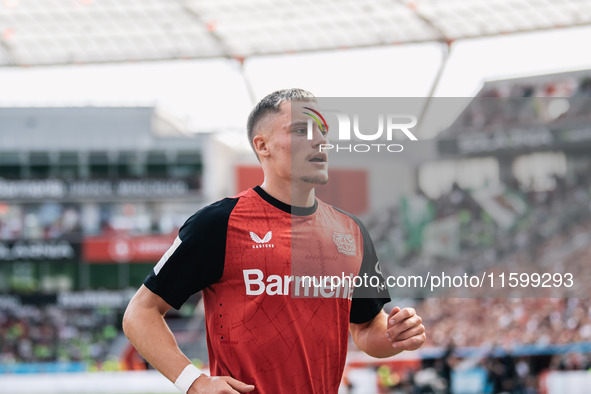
260;179;315;208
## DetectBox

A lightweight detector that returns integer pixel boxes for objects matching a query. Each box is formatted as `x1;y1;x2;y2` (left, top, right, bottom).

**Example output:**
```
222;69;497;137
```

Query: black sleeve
334;207;391;324
143;197;239;309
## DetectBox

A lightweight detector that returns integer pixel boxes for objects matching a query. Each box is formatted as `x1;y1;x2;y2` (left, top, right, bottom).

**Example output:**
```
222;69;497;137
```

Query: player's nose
311;126;328;146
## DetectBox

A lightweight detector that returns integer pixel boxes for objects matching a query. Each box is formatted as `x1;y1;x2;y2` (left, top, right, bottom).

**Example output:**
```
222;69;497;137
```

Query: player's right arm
123;198;251;392
123;284;254;394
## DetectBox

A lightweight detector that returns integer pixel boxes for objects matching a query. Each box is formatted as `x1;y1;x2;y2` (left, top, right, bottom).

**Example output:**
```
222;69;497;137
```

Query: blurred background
1;0;591;393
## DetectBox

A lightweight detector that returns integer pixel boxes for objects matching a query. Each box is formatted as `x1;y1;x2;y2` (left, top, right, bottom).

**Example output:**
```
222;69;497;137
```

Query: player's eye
293;128;307;135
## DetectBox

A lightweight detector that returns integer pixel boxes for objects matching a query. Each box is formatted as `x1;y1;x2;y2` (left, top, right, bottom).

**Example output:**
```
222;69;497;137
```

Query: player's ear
253;133;270;159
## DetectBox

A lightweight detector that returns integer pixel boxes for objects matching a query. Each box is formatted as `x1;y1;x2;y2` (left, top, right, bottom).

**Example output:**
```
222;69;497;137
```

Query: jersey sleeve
143;197;239;309
347;215;391;324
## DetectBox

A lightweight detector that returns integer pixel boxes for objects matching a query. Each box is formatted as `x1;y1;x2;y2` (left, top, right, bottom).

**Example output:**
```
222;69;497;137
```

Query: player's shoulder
325;202;367;230
329;204;358;220
189;196;240;221
178;192;246;239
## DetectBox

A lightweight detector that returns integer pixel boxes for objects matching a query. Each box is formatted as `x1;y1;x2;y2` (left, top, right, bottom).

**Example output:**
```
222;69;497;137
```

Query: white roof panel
0;0;589;66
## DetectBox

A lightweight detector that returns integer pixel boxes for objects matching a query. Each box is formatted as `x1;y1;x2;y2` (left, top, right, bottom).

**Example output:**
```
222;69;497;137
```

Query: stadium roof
1;0;590;67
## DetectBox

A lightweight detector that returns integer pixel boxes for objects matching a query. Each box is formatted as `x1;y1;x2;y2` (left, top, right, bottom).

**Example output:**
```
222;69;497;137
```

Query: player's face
267;100;329;186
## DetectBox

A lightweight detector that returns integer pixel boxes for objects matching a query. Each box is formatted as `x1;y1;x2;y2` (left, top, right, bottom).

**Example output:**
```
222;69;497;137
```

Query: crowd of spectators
365;165;591;352
479;74;591;99
446;72;591;134
373;170;591;279
0;203;81;241
0;303;119;365
422;178;591;347
422;296;591;349
0;201;192;241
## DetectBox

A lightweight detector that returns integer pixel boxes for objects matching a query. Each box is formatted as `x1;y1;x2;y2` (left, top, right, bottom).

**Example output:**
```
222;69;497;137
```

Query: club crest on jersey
250;231;274;249
331;232;356;255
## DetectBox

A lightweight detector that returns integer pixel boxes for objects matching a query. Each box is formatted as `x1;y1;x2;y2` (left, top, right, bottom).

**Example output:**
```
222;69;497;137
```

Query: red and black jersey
144;186;389;394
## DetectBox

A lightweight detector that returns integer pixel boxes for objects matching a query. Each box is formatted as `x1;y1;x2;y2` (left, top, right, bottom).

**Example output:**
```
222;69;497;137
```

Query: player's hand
384;306;426;351
188;374;255;394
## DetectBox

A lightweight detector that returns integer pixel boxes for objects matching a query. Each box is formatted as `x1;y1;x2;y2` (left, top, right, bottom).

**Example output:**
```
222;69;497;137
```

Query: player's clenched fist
189;375;255;394
384;306;426;351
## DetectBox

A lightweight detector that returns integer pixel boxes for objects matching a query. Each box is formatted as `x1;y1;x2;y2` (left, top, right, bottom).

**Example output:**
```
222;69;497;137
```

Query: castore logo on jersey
249;231;274;249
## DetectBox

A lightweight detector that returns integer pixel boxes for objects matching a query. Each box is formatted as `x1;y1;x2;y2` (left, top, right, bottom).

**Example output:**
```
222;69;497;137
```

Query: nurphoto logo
304;108;419;153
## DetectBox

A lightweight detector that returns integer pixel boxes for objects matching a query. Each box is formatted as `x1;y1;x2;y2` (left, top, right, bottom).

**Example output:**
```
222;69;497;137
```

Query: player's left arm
349;306;425;358
342;212;425;357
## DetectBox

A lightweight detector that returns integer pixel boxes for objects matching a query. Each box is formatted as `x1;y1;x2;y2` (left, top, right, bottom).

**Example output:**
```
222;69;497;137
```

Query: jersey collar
254;186;318;216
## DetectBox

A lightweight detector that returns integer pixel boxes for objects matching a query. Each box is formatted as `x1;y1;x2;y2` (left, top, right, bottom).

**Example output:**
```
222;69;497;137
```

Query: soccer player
123;89;426;394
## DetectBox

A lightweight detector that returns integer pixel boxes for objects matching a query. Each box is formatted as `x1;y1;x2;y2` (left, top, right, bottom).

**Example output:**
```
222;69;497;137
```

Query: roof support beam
0;39;15;66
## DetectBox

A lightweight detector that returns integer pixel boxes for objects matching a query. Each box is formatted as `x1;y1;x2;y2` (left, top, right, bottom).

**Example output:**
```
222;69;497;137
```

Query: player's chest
222;210;363;279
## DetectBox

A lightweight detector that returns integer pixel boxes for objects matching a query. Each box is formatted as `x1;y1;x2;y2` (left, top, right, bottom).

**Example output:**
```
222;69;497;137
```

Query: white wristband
174;364;203;394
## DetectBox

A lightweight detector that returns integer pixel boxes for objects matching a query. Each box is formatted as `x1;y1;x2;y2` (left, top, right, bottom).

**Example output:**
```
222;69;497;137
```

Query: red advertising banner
83;234;176;263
